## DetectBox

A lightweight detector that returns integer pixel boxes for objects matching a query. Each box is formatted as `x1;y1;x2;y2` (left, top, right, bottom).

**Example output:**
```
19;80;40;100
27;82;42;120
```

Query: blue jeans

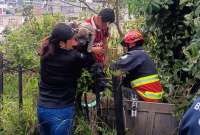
37;105;75;135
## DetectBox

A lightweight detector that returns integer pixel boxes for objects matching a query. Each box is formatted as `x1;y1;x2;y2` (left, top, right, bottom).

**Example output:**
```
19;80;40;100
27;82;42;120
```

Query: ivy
145;0;200;117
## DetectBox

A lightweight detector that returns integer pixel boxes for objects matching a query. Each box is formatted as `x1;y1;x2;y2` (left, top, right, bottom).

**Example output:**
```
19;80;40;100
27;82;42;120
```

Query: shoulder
71;50;83;59
191;98;200;112
124;50;145;59
182;97;200;120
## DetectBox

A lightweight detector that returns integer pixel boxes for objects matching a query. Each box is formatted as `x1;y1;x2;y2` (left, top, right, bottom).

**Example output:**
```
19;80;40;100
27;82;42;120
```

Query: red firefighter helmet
122;30;144;47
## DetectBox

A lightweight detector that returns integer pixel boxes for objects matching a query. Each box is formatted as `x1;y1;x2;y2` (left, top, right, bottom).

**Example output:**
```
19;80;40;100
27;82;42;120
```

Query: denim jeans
37;105;75;135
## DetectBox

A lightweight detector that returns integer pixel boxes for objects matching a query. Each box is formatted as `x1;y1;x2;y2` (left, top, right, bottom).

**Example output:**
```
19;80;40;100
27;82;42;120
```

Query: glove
92;77;107;93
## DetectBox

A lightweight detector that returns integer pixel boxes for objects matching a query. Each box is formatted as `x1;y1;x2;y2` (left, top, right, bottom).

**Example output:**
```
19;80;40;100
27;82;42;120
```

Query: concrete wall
0;15;24;29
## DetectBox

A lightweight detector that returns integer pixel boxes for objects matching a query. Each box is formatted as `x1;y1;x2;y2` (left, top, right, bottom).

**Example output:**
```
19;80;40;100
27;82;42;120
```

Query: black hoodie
38;48;95;108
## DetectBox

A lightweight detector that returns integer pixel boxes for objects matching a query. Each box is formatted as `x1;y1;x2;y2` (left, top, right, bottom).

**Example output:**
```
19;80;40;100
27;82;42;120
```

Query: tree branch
115;0;123;38
78;0;98;14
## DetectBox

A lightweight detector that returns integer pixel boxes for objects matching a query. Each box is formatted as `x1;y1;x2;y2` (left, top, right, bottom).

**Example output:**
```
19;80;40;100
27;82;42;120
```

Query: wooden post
18;65;23;110
112;75;125;135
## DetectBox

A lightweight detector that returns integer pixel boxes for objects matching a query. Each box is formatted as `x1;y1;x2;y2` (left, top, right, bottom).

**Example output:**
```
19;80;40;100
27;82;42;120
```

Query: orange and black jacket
112;46;163;102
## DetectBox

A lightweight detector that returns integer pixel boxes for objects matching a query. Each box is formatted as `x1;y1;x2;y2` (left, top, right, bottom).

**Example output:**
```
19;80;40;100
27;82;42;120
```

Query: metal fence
0;52;36;110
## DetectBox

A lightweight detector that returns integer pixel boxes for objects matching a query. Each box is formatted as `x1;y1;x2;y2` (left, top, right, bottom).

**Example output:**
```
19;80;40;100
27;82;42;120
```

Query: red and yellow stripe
131;74;163;102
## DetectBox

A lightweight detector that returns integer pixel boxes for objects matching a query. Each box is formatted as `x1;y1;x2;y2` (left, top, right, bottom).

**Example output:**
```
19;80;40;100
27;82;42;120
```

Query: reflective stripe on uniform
131;74;159;88
137;90;163;100
81;100;96;108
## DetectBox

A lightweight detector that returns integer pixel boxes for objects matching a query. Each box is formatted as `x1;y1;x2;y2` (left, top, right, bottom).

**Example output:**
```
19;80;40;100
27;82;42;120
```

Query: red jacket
84;16;109;64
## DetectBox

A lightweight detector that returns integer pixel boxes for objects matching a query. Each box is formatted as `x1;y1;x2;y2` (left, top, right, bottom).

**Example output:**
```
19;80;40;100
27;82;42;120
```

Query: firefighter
179;97;200;135
111;30;163;102
179;79;200;135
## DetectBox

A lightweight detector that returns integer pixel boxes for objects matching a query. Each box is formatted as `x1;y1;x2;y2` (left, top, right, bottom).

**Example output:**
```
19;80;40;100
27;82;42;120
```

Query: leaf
195;5;200;16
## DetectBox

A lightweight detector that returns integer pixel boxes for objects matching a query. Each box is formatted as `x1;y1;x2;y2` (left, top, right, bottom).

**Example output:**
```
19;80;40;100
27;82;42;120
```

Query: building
0;15;24;29
6;0;17;6
0;4;7;15
44;0;102;17
45;0;82;17
20;0;103;17
23;0;44;5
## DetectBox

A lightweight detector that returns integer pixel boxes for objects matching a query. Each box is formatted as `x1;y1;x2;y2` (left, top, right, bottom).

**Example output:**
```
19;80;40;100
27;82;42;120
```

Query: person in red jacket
112;30;163;102
82;8;115;66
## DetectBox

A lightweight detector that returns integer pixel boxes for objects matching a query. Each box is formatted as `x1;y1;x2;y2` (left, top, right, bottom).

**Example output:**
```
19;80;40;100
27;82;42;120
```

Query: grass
0;73;38;135
0;73;117;135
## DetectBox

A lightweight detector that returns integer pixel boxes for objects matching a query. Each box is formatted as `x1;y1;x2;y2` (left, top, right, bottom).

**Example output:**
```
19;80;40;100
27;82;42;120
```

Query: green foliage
146;0;191;92
22;5;34;22
74;116;92;135
77;70;93;94
123;17;145;32
0;74;38;135
125;0;149;17
74;114;116;135
2;14;65;69
145;0;200;118
182;0;200;79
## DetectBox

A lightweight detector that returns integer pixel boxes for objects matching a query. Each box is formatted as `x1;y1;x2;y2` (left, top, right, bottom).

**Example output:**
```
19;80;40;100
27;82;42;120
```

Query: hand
91;46;105;55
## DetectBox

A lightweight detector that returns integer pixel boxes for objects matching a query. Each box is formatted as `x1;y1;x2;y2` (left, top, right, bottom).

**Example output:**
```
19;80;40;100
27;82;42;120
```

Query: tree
145;0;200;113
22;5;34;22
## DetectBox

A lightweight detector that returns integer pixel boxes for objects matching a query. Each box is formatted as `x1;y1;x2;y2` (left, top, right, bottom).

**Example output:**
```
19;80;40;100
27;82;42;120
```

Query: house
0;15;24;29
21;0;103;17
6;0;17;7
0;4;7;15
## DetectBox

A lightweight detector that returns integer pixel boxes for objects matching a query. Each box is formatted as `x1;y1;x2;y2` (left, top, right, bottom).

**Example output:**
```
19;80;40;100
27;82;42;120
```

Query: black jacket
113;46;157;87
38;48;95;108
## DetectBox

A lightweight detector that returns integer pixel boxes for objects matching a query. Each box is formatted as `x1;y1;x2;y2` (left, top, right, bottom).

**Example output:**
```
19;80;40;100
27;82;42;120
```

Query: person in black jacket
37;23;104;135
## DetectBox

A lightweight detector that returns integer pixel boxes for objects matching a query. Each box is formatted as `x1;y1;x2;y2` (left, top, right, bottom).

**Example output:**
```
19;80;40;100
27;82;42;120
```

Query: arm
111;52;144;72
79;52;96;69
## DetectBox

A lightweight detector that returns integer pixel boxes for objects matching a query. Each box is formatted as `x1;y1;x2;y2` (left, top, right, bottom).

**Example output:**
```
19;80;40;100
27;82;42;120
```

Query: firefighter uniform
112;30;163;102
179;97;200;135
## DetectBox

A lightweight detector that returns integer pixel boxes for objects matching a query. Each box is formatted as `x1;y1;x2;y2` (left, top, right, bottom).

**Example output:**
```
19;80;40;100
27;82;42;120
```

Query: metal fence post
0;53;3;100
18;65;23;110
84;93;90;121
0;52;3;109
112;75;125;135
95;87;102;135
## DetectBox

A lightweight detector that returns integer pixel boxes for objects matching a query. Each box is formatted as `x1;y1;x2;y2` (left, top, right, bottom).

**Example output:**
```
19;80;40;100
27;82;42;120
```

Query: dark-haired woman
37;23;94;135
